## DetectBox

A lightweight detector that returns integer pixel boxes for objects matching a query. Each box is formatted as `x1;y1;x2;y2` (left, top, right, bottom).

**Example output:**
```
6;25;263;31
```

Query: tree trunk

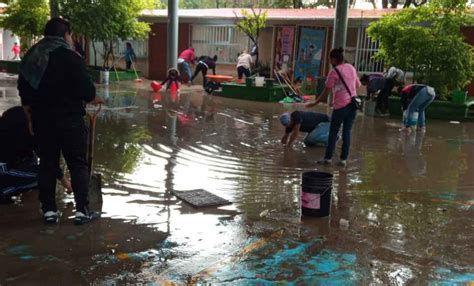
50;0;59;18
382;0;388;8
92;41;97;68
390;0;398;8
293;0;303;8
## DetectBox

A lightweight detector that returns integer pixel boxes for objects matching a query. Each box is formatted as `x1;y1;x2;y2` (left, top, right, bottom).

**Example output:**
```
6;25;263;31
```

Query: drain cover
173;189;231;208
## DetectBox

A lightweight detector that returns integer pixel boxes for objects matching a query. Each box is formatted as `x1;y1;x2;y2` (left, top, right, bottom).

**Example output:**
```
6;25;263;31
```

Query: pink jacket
179;48;195;64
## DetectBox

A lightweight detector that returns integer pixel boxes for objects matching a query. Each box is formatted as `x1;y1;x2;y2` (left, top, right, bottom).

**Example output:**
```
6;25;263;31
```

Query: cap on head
279;112;290;127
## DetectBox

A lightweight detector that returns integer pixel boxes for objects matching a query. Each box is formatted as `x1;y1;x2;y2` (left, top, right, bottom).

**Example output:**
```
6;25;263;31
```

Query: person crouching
280;111;331;147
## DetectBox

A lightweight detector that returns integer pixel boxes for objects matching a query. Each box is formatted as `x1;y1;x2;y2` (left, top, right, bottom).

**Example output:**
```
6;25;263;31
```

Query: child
11;42;20;61
161;68;182;91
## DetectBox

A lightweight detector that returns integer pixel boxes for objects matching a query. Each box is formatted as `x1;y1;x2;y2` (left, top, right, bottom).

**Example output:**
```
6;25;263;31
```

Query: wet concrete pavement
0;82;473;285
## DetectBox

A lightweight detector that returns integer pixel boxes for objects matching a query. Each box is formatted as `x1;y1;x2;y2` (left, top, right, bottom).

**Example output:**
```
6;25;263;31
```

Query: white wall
1;29;20;60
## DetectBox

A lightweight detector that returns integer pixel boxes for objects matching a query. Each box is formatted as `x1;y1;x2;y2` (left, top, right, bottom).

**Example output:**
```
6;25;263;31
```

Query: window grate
355;26;384;73
191;25;249;64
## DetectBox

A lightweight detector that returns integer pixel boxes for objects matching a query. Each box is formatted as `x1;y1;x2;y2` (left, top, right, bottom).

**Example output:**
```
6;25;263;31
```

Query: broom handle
131;59;140;80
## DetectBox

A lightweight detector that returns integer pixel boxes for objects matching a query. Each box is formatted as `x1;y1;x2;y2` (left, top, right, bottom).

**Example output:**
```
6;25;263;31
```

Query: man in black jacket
18;18;104;225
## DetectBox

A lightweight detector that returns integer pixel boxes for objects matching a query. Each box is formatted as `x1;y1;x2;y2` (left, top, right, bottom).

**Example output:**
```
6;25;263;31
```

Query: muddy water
1;82;473;285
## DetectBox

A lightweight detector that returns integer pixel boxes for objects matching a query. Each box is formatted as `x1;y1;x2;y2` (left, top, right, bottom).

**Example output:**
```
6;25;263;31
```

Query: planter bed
218;82;288;102
87;68;141;83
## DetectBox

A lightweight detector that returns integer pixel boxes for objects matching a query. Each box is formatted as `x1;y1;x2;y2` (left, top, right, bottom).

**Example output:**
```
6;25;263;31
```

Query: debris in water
339;218;350;229
259;210;269;217
449;121;460;124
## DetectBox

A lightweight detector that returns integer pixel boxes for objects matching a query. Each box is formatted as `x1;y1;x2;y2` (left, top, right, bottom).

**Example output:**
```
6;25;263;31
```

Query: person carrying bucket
280;111;331;147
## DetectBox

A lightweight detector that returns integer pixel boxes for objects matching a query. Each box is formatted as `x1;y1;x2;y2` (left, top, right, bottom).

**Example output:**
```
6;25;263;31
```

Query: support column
167;0;179;69
332;0;349;50
50;0;59;18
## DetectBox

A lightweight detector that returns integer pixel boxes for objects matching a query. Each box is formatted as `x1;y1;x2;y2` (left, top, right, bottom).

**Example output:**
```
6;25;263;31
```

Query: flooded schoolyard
1;81;473;285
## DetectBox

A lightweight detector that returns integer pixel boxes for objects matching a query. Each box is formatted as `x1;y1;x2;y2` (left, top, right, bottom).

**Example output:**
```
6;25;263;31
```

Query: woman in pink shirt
307;48;361;167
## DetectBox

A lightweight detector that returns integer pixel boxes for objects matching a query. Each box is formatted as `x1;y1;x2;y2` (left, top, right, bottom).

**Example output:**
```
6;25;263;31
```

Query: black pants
33;115;89;213
126;61;132;70
377;78;395;113
237;66;250;79
191;63;208;87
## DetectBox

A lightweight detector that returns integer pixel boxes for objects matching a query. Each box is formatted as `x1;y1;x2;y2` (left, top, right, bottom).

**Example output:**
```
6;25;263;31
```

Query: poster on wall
294;27;326;81
274;26;295;79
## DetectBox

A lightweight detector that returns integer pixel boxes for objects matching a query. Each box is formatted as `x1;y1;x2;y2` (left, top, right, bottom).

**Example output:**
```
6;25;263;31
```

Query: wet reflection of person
18;18;105;225
402;131;427;177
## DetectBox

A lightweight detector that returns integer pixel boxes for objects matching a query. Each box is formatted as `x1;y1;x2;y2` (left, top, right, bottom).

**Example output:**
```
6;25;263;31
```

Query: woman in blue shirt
124;42;136;70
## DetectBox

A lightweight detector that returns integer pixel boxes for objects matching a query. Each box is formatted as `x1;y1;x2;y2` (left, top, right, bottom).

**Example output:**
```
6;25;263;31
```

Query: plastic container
150;81;162;92
100;70;109;85
451;90;467;104
301;171;333;217
206;75;233;83
265;78;274;88
255;76;265;87
245;77;253;87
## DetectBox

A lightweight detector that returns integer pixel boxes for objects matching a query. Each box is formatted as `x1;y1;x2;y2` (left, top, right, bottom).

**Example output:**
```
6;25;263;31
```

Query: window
355;27;384;73
191;25;249;64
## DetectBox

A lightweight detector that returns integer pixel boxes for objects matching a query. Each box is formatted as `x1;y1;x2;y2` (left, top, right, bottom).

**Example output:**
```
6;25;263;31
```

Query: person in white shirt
236;50;253;80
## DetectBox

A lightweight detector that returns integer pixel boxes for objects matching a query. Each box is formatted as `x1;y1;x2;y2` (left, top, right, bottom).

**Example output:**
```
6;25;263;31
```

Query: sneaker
338;160;347;167
74;208;100;225
317;159;332;165
43;211;60;225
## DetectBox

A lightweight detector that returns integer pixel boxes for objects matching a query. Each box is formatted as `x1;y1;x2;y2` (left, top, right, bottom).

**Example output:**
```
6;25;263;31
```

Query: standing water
0;82;473;285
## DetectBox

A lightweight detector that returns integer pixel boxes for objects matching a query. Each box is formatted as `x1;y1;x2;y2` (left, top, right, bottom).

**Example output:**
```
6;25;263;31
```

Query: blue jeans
304;122;330;147
405;87;435;128
325;104;357;161
179;60;192;82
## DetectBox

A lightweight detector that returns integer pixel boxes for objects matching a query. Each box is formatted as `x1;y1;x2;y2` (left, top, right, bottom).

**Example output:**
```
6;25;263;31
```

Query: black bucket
301;171;333;217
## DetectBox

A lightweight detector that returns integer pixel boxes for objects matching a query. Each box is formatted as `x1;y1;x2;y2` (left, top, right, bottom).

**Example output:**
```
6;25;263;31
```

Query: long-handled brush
131;59;143;83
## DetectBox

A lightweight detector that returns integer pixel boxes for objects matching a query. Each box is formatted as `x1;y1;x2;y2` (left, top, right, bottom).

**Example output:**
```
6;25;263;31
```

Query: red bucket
150;81;162;92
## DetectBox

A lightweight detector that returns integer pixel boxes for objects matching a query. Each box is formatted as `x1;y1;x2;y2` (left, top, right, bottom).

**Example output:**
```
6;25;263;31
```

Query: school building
89;8;474;95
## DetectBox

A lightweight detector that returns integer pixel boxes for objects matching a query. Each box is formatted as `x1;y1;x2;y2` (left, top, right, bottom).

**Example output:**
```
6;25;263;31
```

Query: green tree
60;0;150;69
0;0;49;51
368;0;474;97
234;8;267;65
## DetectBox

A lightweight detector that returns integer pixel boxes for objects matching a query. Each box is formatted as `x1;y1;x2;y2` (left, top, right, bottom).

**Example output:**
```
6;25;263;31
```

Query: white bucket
255;76;265;87
100;70;110;85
